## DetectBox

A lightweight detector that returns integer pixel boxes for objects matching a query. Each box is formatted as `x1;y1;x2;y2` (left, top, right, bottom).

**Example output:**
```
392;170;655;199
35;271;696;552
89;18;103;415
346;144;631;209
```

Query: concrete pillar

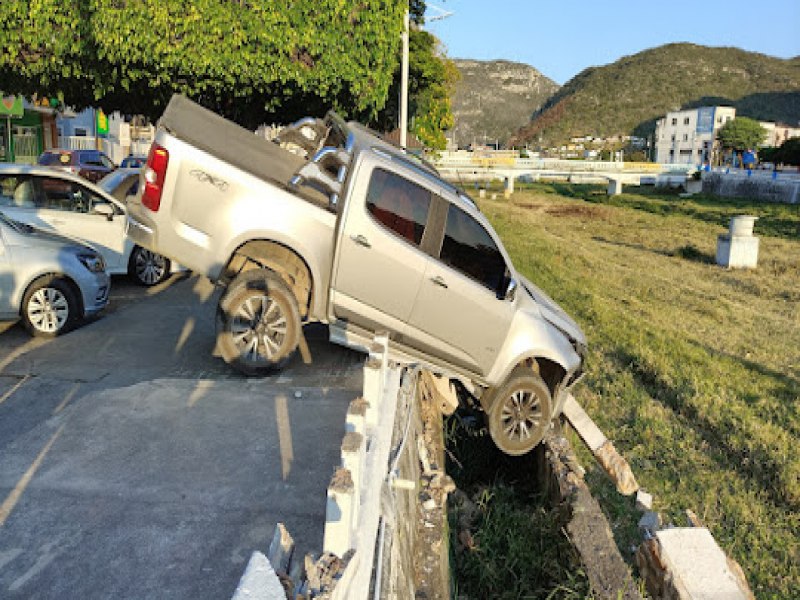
607;178;623;195
323;468;355;558
504;175;514;198
345;397;368;435
341;432;365;530
717;215;759;268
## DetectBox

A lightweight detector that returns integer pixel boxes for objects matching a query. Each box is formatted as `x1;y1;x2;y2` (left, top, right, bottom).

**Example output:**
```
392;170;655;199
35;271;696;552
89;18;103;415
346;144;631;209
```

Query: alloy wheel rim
135;249;167;285
27;287;69;333
499;389;544;443
230;295;288;363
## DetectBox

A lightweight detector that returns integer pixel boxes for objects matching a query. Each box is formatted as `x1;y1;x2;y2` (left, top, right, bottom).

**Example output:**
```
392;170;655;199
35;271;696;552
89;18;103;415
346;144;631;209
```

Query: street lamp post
399;9;409;149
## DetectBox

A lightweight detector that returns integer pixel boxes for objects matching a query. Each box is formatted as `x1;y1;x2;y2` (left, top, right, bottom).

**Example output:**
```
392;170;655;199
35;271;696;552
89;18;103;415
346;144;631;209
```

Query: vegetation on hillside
510;44;800;148
449;59;559;147
463;183;798;599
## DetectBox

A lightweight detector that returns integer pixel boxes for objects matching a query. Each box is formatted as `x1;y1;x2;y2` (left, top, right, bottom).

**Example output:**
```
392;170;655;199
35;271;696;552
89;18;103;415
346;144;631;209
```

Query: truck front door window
366;168;430;245
440;204;506;295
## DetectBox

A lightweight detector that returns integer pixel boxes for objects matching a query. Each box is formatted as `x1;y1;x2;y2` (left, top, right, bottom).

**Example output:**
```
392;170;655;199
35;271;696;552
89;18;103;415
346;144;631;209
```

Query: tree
372;28;458;150
770;137;800;166
0;1;406;128
716;117;768;152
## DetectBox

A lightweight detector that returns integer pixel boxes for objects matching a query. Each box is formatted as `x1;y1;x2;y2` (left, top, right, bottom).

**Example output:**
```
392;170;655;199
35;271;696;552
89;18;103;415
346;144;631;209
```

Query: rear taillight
142;144;169;212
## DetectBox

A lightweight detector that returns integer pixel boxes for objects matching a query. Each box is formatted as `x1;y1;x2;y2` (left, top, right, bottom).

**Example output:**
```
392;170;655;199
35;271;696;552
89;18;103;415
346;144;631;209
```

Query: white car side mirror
92;203;115;221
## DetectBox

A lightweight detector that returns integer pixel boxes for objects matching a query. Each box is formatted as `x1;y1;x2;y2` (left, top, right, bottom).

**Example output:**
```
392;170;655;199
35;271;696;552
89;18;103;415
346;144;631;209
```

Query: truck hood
519;275;587;347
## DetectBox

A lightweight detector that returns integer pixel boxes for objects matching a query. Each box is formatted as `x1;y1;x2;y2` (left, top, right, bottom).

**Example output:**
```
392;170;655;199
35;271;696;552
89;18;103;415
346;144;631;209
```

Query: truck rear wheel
485;367;552;456
216;270;301;376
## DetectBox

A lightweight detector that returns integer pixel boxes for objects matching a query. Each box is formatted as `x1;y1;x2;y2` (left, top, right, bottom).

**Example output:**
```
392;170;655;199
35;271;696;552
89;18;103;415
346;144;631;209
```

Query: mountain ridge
507;43;800;148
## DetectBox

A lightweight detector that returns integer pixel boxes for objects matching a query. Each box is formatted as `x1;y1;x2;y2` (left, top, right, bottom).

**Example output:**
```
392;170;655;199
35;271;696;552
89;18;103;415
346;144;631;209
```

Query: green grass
473;187;799;599
446;417;593;600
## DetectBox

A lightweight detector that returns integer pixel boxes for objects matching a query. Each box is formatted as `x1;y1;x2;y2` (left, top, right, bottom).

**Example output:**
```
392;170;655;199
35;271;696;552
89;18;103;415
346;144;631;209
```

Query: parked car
98;167;141;203
0;210;110;337
38;149;116;183
120;155;147;169
0;164;173;286
127;95;587;456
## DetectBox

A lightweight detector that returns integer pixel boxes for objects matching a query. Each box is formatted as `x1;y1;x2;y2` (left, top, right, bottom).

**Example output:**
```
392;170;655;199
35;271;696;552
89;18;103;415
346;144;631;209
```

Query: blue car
0;210;110;337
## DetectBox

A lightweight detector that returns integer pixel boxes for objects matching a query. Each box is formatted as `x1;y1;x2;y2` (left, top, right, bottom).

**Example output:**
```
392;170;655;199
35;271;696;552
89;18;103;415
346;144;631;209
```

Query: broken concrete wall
377;371;450;600
537;433;643;600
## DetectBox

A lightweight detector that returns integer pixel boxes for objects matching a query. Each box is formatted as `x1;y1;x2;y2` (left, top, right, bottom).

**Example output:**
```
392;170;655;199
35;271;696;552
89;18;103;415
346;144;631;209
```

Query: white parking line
0;375;30;406
0;424;64;527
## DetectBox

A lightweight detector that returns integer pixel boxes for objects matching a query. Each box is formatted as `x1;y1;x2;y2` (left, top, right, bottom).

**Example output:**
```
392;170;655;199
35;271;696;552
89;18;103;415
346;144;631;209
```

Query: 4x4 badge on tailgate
189;169;229;191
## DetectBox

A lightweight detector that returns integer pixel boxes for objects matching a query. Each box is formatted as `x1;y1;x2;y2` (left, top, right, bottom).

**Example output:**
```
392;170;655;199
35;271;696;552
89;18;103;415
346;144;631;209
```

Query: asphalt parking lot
0;274;363;599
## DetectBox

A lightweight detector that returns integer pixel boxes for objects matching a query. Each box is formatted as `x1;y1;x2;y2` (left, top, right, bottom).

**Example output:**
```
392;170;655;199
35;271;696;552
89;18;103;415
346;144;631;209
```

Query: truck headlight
77;253;106;273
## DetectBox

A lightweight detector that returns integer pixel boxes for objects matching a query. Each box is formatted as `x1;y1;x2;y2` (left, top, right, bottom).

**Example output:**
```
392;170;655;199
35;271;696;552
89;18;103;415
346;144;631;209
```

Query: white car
0;164;172;286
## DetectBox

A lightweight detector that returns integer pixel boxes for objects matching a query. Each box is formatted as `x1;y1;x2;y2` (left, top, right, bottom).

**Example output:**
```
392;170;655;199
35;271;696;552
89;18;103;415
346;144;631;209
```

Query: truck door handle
350;234;371;248
430;275;448;289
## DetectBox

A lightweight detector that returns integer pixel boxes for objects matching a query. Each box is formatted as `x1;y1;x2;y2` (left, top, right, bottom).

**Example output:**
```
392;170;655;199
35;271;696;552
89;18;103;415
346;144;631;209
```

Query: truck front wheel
485;367;552;456
216;270;301;376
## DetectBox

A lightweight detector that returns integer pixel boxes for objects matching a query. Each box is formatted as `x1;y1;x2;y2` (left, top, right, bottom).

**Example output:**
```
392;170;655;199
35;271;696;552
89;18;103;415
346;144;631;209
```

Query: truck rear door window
366;168;430;246
440;204;506;294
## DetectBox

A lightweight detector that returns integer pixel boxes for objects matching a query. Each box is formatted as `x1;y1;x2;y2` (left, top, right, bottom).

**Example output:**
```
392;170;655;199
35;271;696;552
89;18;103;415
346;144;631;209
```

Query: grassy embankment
449;183;799;599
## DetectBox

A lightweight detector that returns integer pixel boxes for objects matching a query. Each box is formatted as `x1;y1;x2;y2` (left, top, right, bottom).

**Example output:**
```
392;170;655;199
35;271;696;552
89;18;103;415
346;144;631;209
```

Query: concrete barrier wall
702;172;800;203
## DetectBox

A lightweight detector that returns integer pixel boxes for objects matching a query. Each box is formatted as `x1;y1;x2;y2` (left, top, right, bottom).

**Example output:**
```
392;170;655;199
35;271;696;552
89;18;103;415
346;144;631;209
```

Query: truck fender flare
224;240;313;318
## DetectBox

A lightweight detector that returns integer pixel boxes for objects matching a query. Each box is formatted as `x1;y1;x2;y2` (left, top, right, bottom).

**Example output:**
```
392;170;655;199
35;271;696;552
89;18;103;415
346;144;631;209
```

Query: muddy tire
216;269;300;376
486;367;552;456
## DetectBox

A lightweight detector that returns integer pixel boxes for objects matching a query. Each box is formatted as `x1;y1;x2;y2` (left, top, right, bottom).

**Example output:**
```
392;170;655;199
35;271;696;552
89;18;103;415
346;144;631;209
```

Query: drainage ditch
445;412;593;599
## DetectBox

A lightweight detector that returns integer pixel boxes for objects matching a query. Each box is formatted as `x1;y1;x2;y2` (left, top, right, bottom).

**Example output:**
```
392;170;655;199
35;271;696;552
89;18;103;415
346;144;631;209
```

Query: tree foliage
766;137;800;166
373;28;458;150
0;0;406;128
716;117;768;151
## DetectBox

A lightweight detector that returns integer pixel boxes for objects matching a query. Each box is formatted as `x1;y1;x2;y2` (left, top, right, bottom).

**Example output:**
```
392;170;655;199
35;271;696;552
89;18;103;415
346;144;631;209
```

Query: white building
760;122;800;148
654;106;736;165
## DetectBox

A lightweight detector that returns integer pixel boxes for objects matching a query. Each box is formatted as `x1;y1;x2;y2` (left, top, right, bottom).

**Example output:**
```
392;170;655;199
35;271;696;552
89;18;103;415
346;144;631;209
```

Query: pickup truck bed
159;95;330;209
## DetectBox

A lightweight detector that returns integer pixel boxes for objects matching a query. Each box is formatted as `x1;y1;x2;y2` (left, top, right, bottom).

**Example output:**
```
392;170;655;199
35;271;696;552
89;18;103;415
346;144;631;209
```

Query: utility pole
399;9;409;149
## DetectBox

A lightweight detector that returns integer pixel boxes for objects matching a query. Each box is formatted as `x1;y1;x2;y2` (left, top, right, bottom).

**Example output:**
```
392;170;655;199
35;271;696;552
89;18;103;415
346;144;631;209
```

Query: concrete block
267;523;294;575
635;489;653;511
655;528;752;600
716;235;759;268
607;178;623;195
231;551;287;600
684;179;702;194
638;511;661;536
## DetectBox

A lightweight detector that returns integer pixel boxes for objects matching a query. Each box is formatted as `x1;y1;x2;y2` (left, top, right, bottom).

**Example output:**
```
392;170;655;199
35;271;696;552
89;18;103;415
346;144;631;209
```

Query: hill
449;59;559;148
509;44;800;148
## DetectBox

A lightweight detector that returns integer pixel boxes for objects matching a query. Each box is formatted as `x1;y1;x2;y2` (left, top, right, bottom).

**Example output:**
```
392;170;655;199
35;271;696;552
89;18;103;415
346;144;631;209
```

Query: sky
424;0;800;85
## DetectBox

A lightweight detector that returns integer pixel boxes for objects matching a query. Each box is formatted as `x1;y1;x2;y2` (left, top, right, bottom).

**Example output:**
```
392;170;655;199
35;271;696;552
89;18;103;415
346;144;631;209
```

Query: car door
0;224;13;317
406;200;516;376
331;164;433;338
9;175;127;271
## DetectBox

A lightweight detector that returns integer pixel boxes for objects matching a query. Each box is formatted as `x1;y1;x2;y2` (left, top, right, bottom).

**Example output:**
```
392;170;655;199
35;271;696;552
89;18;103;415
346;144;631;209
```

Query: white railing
58;136;97;151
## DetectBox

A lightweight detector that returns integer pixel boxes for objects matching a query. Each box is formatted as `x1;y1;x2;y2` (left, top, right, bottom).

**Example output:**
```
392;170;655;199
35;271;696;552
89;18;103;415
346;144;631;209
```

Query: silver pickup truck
126;95;586;455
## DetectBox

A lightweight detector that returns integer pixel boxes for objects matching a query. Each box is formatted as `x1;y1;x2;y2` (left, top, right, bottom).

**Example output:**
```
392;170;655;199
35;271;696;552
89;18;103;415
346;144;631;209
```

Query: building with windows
654;106;736;165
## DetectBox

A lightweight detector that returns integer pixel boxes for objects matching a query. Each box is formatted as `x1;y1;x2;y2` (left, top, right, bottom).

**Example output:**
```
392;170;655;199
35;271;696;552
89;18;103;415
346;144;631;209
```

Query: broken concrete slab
231;551;287;600
637;527;754;600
